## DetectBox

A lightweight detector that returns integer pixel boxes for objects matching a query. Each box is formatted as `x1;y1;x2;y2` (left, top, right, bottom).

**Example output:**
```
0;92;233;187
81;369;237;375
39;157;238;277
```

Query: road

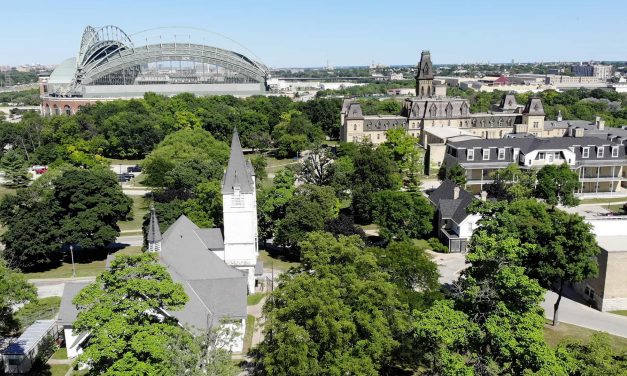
432;251;627;338
116;235;143;246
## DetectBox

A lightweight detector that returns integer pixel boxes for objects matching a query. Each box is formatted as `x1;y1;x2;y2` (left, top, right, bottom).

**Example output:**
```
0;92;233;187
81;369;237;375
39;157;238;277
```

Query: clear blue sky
0;0;623;67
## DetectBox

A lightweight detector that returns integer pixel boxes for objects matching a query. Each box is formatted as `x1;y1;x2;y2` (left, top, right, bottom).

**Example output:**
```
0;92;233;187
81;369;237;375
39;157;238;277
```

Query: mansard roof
345;102;364;119
416;50;434;80
523;98;545;116
222;128;254;195
403;98;470;119
499;93;518;110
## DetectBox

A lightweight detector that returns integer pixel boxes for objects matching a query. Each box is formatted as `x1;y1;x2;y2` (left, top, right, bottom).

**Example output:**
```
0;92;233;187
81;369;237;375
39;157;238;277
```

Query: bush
428;237;448;253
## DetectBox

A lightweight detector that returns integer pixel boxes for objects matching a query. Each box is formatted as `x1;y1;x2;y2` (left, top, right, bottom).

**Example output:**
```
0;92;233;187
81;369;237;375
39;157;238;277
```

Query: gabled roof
429;180;475;224
58;282;91;325
523;98;545;116
160;215;247;329
222;129;254;195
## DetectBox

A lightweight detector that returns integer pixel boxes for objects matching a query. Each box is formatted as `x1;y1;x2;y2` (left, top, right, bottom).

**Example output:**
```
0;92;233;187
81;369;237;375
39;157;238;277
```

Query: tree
1;149;30;187
557;333;627;375
0;258;37;335
371;190;433;242
73;253;190;375
351;143;400;223
323;213;365;239
381;128;422;191
296;147;334;186
272;110;325;158
535;163;580;206
439;164;467;187
54;168;132;250
256;169;296;242
249;154;268;182
274;185;339;251
328;155;354;199
486;164;536;201
143;128;229;186
257;232;406;375
299;97;342;139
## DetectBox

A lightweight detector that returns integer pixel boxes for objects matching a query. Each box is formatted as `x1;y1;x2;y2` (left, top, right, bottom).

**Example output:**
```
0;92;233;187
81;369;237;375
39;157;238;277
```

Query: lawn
25;246;142;279
0;185;16;199
50;364;71;376
606;204;625;214
610;310;627;317
16;297;62;329
50;347;68;360
413;239;431;250
580;197;627;204
543;321;627;352
243;315;256;353
258;249;300;272
247;293;267;306
118;195;151;232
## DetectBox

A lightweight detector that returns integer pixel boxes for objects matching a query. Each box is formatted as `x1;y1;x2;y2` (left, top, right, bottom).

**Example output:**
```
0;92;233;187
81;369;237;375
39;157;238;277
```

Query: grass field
580;197;627;204
543;322;627;352
243;315;256;353
25;246;142;279
16;297;61;329
606;204;626;214
50;364;72;376
118;195;151;232
247;293;267;306
50;347;68;360
258;249;300;272
610;310;627;317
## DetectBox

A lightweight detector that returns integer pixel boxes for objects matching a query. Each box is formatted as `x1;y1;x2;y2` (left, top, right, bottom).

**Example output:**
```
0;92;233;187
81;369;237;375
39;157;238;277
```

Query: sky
0;0;624;68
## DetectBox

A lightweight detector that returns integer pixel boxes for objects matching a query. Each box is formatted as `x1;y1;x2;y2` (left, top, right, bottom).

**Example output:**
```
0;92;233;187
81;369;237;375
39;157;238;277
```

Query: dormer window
612;146;619;157
482;149;490;160
582;147;590;158
467;149;474;161
597;147;604;158
498;148;505;160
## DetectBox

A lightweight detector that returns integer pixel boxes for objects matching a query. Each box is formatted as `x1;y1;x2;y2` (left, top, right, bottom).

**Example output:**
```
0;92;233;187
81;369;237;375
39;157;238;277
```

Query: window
612;146;619;157
582;147;590;158
584;285;595;299
533;121;539;128
353;124;357;131
482;149;490;160
597;147;604;158
498;148;505;160
467;149;474;161
231;197;244;208
538;152;545;160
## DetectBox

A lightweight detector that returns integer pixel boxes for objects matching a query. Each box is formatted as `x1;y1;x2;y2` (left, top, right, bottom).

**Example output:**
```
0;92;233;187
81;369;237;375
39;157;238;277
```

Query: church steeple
415;50;435;98
222;128;254;195
147;205;162;253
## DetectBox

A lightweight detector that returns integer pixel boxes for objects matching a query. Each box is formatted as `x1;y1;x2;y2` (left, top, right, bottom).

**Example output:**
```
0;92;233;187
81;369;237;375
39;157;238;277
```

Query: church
59;129;261;356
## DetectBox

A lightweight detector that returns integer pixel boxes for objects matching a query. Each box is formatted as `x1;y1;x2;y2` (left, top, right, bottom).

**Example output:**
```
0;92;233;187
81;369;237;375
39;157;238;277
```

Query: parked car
127;165;142;173
117;174;132;182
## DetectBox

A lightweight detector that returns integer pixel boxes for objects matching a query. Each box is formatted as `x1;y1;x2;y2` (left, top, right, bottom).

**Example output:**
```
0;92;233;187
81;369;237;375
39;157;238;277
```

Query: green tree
0;259;37;335
257;169;296;242
272;110;325;158
328;155;354;199
440;164;467;187
274;185;339;251
381;128;422;191
296;147;334;186
73;253;193;375
249;154;268;182
299;97;342;139
486;164;536;201
351;143;400;223
371;190;433;242
535;163;580;206
54;168;132;250
557;333;627;375
143;128;229;186
1;149;30;187
257;232;406;375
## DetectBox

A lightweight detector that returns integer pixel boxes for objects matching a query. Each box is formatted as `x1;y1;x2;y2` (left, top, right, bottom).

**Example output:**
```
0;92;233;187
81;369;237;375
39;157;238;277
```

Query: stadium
39;25;269;116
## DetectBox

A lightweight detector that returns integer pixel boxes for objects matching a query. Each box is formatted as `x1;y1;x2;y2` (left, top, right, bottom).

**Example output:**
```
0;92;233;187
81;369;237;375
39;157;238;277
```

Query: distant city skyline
0;0;624;68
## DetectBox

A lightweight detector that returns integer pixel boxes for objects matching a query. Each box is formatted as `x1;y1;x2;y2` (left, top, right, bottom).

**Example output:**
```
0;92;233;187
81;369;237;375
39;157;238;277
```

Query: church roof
222;129;254;195
147;205;162;243
523;98;545;116
58;282;91;325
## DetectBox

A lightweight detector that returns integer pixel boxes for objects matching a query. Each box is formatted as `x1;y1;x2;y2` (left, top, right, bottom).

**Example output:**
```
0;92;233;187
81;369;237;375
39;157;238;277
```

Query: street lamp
70;245;76;278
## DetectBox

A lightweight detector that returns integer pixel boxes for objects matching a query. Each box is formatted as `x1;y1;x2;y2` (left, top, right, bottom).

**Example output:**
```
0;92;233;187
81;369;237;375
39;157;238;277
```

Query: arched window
432;86;435;95
53;105;59;115
44;104;50;116
64;105;71;115
421;87;425;97
353;124;357;131
498;118;503;126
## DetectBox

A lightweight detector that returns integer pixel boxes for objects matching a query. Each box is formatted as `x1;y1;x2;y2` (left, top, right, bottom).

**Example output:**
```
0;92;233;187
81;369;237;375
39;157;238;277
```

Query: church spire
147;205;162;253
415;50;434;98
222;128;253;194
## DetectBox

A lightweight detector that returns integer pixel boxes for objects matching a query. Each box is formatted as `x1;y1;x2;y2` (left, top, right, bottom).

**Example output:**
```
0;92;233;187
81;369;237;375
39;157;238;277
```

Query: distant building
572;63;612;80
442;136;627;195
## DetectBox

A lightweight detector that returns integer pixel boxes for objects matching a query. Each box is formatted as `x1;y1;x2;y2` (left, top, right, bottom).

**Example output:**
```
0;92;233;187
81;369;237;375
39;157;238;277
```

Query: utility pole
70;245;76;277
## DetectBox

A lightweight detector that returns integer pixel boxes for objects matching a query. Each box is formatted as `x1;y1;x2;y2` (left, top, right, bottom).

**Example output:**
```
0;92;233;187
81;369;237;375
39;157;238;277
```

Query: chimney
595;116;605;130
557;110;563;121
480;191;488;201
453;186;460;200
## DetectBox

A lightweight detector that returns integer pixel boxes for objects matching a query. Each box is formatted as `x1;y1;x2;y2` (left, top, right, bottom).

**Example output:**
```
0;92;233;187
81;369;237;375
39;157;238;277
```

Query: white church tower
222;129;259;292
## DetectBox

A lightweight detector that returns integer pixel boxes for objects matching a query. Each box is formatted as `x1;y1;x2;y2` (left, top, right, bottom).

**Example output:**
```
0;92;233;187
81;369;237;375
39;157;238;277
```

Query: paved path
541;290;627;338
248;296;267;349
116;235;143;246
430;251;627;338
29;276;96;298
